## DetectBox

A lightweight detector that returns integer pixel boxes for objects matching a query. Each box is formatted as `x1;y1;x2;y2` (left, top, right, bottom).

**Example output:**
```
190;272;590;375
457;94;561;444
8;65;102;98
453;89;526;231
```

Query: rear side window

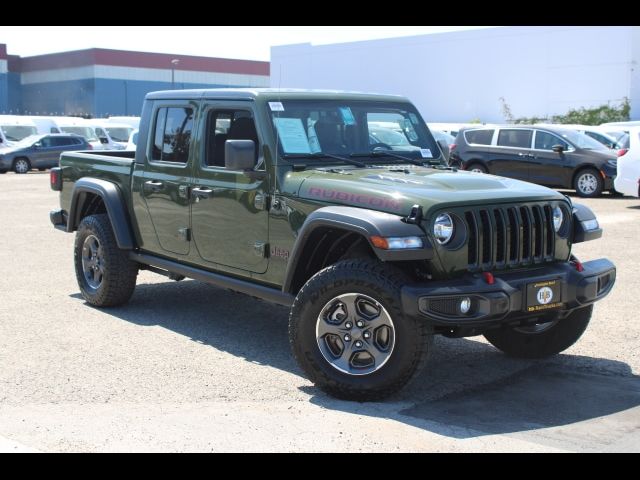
151;106;194;163
497;129;532;148
464;129;494;145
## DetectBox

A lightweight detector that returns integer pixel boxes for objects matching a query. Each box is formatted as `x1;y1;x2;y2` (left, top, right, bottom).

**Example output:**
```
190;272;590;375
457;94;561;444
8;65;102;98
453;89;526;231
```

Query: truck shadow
73;279;640;440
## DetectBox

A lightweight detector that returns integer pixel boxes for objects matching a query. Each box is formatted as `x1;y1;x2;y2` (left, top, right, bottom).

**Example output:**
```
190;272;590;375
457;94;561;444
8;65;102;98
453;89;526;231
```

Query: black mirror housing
225;139;255;171
99;136;109;144
552;144;565;153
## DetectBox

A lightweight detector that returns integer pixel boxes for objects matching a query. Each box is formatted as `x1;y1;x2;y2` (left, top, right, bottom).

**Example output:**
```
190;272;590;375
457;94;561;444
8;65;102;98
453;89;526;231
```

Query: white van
91;120;134;150
53;117;107;150
0;115;38;147
29;116;62;135
106;116;140;130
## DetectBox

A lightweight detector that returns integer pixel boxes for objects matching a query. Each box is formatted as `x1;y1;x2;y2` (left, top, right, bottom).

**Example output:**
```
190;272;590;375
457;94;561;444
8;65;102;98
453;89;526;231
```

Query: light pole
171;59;180;89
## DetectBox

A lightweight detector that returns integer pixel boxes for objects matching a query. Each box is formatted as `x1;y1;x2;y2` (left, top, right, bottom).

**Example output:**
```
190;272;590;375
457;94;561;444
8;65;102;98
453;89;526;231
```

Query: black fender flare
572;203;602;243
283;206;432;293
68;178;135;249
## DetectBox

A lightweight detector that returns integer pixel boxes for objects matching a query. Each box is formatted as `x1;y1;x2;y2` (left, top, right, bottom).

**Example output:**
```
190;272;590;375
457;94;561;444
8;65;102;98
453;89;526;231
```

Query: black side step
130;252;294;307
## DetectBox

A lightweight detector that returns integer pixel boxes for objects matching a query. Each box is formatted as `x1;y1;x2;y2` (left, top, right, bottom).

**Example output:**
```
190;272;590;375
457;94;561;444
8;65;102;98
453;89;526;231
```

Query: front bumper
401;259;615;329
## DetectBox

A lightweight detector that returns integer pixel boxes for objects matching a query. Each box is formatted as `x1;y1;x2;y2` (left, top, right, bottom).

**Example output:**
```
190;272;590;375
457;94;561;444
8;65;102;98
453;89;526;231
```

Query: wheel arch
283;206;431;294
68;178;135;250
572;164;602;187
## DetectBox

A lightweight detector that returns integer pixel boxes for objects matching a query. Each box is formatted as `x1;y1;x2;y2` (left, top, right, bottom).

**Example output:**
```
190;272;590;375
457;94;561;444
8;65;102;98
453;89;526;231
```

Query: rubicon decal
307;187;402;211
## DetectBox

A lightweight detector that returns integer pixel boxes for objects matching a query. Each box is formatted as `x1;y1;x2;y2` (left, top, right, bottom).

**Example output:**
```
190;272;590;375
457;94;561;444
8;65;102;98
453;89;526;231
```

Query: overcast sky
0;26;497;61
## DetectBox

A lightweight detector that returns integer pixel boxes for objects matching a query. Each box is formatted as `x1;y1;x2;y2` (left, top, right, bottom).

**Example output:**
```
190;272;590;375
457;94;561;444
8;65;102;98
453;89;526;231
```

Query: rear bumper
401;259;615;329
50;208;68;231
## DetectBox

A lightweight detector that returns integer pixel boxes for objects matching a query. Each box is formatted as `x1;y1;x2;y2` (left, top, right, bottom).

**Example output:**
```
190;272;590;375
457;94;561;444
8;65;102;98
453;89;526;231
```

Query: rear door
489;128;533;180
190;102;269;273
529;130;573;187
31;136;61;168
141;102;197;256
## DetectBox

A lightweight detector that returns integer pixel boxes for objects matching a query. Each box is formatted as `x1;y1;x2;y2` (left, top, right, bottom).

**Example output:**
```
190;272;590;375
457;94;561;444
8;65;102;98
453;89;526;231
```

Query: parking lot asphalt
0;172;638;452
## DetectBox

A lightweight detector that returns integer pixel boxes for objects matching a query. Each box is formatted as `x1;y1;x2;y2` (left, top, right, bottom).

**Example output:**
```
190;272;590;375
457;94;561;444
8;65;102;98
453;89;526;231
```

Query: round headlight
433;213;454;245
552;206;564;232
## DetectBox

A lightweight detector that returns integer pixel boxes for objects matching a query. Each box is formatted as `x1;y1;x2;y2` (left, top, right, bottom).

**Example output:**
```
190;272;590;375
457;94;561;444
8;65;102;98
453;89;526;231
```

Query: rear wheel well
466;160;487;172
72;192;107;229
288;228;376;294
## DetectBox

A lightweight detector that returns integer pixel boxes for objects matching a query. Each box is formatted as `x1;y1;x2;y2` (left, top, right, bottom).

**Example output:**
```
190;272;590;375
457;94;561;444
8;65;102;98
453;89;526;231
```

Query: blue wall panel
93;78;245;117
21;79;95;116
0;73;7;113
8;73;21;113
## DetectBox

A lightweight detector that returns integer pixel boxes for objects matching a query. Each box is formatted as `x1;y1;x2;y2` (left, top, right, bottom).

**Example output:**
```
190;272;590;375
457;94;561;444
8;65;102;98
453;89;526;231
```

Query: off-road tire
74;214;138;307
289;259;432;401
483;305;593;359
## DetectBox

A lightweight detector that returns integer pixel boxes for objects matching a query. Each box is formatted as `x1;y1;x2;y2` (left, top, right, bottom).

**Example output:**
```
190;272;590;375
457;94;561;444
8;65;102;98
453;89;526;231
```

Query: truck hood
291;166;565;216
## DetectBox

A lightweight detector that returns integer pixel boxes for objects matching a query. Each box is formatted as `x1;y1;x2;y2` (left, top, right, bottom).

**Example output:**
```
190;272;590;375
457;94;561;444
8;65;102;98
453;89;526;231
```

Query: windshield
269;99;442;164
106;127;133;142
559;130;609;150
1;125;38;141
60;126;98;141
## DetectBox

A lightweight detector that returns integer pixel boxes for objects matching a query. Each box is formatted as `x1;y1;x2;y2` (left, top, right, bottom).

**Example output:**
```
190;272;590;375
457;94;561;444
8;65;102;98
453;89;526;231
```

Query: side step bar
130;252;294;307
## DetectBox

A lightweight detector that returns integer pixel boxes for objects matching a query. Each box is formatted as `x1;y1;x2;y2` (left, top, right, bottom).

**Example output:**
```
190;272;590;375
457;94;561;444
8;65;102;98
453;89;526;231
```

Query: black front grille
465;204;555;270
428;298;460;316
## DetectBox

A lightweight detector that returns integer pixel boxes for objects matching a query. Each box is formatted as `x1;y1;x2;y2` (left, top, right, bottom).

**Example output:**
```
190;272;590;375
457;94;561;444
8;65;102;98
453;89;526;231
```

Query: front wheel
289;259;432;401
574;169;603;197
74;214;138;307
483;305;593;359
13;157;30;174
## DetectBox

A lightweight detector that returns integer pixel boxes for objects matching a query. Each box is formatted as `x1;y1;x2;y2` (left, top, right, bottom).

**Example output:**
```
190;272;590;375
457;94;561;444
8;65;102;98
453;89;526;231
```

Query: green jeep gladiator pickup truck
50;89;616;400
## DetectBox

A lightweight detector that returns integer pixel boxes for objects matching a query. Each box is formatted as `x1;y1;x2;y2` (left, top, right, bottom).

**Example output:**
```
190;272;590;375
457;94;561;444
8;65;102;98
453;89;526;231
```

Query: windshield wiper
351;150;436;167
282;152;367;168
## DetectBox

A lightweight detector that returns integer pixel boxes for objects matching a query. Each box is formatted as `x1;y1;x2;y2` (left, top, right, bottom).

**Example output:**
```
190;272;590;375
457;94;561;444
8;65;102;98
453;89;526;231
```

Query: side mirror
225;139;255;171
99;136;109;144
552;144;565;153
33;142;41;148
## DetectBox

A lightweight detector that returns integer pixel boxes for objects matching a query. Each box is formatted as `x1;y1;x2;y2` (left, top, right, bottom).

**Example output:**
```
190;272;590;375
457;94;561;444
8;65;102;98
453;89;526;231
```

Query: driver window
205;110;258;167
40;137;53;148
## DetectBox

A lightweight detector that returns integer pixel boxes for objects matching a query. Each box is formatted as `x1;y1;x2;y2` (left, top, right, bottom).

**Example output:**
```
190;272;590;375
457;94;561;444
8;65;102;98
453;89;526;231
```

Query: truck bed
58;150;137;215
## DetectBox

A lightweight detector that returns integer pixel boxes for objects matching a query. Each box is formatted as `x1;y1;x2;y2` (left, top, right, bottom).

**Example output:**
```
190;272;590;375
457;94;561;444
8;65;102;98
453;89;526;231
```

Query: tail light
50;167;62;191
617;148;628;157
449;144;456;151
86;143;93;150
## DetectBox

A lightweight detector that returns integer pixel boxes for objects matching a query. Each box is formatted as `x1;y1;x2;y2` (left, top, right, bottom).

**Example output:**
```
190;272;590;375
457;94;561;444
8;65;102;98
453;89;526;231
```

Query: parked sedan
614;128;640;197
0;134;90;174
449;125;618;197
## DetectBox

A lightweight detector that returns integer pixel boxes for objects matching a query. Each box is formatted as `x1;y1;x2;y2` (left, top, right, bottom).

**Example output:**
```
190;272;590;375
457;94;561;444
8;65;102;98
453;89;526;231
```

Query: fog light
459;297;472;314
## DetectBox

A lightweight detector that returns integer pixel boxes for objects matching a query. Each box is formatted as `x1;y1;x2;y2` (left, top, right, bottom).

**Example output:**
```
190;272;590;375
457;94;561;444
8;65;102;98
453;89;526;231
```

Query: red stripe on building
18;48;269;75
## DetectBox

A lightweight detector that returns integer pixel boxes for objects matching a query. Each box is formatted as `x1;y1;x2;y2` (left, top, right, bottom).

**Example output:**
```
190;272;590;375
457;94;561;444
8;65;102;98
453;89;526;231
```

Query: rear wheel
574;168;603;197
13;157;30;174
289;259;432;401
467;162;487;174
74;214;138;307
483;305;593;359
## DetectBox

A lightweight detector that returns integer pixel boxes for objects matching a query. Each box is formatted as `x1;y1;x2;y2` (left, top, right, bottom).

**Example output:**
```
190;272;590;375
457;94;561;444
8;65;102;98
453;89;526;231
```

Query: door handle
192;187;213;199
144;180;164;192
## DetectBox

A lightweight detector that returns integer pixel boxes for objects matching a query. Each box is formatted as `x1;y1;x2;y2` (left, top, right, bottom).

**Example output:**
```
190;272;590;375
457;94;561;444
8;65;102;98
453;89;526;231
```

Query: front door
141;102;197;256
190;103;269;273
31;136;62;168
529;130;572;188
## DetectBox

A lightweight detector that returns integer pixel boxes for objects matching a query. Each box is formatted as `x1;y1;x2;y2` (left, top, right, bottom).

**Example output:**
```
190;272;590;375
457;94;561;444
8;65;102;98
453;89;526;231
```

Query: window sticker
269;102;285;112
420;148;433;158
274;118;311;153
339;107;356;125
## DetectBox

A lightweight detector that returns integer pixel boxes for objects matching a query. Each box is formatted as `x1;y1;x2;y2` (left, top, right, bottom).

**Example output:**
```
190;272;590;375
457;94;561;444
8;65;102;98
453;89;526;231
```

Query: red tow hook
482;272;495;285
570;255;584;272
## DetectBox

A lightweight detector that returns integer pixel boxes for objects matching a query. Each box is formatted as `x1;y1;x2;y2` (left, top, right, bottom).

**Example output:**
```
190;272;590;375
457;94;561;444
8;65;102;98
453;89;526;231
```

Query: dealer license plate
526;279;562;312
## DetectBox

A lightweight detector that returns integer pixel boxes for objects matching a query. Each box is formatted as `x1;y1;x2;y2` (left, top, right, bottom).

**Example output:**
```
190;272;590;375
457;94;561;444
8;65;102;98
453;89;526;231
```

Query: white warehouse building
271;26;640;123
